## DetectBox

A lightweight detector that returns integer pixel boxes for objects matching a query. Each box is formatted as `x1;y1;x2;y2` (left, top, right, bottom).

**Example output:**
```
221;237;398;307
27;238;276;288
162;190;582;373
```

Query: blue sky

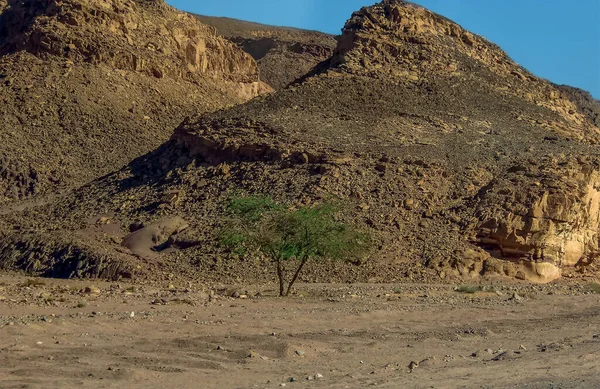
168;0;600;98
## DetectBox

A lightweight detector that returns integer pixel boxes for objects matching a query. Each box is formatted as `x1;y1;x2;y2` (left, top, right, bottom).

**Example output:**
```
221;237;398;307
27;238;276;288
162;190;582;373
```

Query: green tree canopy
220;195;372;296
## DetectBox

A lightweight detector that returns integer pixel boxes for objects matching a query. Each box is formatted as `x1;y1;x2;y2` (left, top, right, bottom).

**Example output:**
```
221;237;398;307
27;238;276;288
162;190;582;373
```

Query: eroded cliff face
0;0;267;91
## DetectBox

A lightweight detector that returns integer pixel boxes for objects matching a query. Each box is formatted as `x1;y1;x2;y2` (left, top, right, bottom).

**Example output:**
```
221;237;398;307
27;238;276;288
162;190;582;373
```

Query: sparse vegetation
587;282;600;294
19;279;46;288
455;285;481;294
220;195;372;297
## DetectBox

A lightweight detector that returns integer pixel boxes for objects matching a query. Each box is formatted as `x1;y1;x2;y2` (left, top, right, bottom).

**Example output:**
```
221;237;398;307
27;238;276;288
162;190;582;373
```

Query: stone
84;286;101;295
510;292;524;303
121;216;189;257
404;199;415;210
295;350;305;356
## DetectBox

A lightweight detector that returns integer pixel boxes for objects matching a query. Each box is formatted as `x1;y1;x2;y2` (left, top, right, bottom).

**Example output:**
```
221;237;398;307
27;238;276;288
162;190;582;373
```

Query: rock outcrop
2;0;599;284
474;156;600;276
0;0;262;86
0;0;269;203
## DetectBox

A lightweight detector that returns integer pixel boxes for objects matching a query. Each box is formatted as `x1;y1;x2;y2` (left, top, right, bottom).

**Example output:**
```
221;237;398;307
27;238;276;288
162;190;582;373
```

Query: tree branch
276;259;285;297
285;257;308;296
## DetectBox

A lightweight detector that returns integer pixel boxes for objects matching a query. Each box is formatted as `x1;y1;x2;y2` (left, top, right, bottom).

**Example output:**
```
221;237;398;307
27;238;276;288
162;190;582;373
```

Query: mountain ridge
1;0;600;285
0;0;270;203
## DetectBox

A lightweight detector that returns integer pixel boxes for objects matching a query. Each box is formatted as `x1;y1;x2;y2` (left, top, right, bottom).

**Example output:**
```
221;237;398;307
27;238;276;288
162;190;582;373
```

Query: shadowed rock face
2;0;600;284
0;0;270;203
193;14;337;89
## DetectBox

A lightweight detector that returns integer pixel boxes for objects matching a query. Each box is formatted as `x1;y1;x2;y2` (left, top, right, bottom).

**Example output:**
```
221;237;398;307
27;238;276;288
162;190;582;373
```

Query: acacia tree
219;195;371;297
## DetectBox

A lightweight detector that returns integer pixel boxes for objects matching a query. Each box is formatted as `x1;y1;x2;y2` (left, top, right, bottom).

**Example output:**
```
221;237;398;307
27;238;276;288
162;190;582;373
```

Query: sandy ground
1;273;599;389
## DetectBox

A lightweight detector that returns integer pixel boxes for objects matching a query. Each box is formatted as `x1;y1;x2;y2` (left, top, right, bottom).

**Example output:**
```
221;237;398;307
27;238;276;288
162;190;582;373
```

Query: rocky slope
193;14;337;89
0;0;268;203
2;0;600;284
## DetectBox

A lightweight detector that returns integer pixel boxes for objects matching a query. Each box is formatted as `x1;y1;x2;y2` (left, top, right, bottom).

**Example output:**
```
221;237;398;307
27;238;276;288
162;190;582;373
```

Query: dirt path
1;274;599;388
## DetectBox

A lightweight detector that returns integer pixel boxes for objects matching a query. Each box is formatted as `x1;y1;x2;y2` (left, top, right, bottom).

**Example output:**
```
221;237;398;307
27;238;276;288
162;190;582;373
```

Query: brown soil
1;273;599;388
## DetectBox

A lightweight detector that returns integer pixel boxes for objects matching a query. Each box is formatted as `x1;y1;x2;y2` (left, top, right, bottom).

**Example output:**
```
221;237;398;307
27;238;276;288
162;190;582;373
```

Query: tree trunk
285;258;308;296
276;259;285;297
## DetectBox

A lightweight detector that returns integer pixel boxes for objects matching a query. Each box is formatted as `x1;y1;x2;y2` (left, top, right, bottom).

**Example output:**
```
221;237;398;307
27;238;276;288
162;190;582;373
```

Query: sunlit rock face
475;156;600;282
0;0;269;91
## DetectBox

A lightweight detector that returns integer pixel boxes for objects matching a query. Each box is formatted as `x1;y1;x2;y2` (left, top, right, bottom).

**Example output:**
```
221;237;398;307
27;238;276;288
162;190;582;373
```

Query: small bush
19;279;46;288
588;282;600;294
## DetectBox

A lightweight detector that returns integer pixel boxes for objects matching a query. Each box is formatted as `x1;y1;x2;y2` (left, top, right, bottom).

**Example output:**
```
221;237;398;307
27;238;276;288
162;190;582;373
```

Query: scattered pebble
408;361;419;372
510;292;524;303
295;350;305;356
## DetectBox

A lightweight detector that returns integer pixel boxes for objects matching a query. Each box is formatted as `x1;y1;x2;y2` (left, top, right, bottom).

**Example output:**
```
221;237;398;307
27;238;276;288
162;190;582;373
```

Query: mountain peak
333;0;511;76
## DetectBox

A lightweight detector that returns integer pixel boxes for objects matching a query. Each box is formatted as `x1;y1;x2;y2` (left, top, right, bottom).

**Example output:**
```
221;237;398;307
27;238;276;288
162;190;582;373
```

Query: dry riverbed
1;273;599;388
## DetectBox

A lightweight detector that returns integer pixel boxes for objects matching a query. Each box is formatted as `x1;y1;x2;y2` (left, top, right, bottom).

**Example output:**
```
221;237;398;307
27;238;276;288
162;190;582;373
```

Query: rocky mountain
193;14;337;89
2;0;600;285
0;0;269;203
